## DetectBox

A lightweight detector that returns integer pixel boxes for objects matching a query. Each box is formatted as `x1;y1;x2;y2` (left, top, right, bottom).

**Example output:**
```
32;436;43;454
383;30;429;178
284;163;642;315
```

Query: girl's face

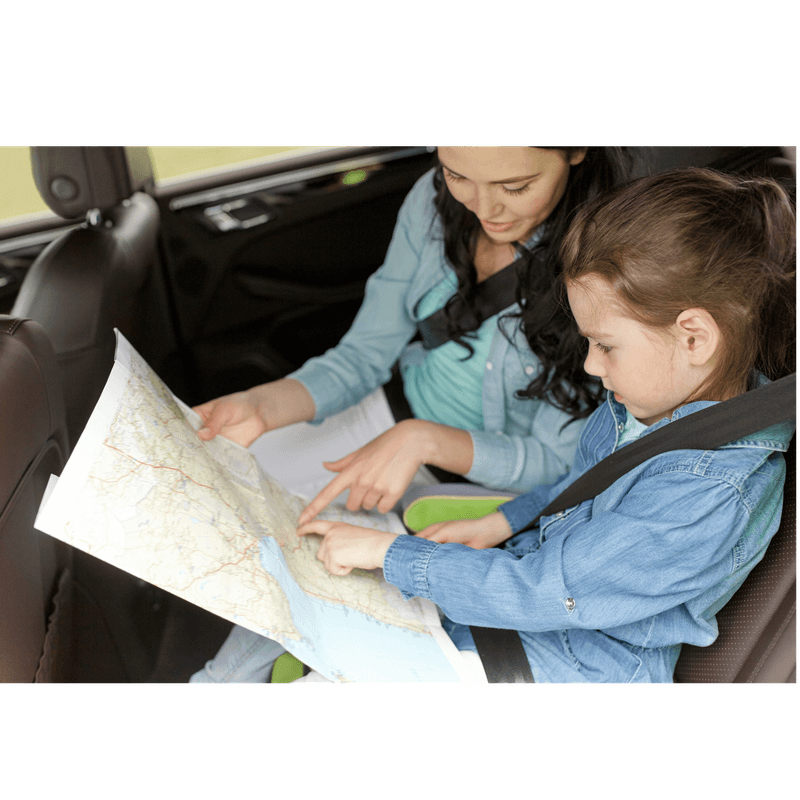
567;275;707;427
438;146;586;244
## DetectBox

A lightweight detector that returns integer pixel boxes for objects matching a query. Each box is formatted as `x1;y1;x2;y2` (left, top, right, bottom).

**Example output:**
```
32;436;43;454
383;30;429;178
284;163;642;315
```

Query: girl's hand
297;520;398;576
416;512;513;550
297;420;438;525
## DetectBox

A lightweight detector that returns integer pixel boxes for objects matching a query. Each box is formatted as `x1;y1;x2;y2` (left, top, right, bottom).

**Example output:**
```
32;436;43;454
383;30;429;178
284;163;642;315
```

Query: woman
196;147;637;516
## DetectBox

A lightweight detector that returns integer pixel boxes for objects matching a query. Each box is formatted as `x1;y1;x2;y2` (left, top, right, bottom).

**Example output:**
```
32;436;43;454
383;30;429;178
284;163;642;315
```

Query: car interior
0;145;794;683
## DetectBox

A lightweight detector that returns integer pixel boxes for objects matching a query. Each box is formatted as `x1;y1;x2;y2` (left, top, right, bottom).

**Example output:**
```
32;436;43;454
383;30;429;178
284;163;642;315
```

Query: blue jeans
189;626;286;683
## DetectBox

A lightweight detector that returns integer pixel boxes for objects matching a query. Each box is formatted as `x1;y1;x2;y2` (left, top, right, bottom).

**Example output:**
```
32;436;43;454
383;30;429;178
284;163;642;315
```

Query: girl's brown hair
559;167;796;401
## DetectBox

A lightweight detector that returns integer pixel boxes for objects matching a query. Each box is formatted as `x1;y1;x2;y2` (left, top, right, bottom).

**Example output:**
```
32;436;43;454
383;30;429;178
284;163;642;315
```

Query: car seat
0;316;70;681
11;146;161;450
674;437;796;682
9;148;182;681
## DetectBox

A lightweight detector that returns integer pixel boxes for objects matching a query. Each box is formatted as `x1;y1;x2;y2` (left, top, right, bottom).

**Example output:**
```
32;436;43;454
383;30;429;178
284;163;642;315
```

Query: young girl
297;167;795;683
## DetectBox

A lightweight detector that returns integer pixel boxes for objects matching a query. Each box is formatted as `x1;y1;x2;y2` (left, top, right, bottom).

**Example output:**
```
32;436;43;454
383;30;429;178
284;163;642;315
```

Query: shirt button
565;597;576;612
525;365;535;375
618;422;624;432
486;362;493;370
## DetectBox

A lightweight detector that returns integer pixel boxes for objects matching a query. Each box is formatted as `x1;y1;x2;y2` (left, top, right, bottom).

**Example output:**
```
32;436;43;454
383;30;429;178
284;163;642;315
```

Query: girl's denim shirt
383;376;794;682
289;169;586;493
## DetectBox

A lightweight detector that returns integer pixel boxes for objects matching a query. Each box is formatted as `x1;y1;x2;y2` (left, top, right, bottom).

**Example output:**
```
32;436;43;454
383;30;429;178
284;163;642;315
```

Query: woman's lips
481;219;515;233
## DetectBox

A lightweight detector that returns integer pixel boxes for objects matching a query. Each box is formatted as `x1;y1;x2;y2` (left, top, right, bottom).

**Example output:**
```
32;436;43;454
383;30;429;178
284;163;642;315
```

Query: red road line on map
103;443;218;491
98;442;256;532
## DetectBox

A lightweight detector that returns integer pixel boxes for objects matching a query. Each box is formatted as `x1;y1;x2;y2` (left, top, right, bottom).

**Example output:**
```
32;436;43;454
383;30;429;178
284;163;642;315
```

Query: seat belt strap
470;626;535;683
417;261;520;350
519;372;796;533
470;373;796;682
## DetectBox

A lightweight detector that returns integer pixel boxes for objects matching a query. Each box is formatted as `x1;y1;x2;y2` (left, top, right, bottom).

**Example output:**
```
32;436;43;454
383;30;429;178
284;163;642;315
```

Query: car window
148;146;334;185
0;146;49;223
0;147;337;226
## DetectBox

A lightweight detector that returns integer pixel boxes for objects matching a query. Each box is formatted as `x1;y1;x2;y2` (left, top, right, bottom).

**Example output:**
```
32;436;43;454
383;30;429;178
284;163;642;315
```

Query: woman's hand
297;520;398;576
193;378;315;448
193;391;268;447
416;512;513;550
297;419;474;525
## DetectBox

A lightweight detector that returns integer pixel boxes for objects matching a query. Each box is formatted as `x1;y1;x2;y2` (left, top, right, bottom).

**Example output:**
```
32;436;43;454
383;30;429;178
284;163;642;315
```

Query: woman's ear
674;308;720;366
569;148;588;166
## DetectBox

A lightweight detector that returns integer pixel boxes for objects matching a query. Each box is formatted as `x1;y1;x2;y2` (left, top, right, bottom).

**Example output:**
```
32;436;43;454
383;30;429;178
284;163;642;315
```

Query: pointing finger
297;473;351;525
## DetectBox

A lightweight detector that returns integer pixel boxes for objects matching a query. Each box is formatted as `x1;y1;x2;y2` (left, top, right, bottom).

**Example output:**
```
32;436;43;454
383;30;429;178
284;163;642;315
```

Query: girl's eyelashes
594;342;612;354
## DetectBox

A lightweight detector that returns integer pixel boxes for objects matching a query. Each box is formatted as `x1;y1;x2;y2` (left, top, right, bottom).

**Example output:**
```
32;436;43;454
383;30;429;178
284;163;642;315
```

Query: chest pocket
538;501;592;545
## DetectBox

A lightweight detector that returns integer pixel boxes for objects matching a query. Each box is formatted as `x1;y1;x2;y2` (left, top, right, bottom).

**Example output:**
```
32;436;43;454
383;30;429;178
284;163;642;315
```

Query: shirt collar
605;372;794;451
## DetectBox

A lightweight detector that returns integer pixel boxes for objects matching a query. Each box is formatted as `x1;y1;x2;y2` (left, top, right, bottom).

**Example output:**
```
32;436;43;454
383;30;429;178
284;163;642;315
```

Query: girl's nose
583;348;603;378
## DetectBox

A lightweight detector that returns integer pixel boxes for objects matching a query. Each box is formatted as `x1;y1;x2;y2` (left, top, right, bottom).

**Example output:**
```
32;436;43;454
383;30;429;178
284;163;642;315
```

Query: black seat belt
418;260;521;350
470;373;796;683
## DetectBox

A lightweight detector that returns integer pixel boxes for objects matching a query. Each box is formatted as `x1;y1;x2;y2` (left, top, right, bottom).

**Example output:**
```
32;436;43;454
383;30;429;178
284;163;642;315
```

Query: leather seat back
675;438;796;682
0;317;70;681
11;147;160;449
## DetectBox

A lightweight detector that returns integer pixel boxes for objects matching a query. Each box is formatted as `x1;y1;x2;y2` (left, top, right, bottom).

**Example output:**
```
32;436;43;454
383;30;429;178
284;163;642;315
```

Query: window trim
161;146;432;211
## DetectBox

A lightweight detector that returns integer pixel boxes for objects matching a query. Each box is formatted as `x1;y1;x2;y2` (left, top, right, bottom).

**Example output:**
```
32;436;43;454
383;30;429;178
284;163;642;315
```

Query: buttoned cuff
383;534;441;600
498;492;546;534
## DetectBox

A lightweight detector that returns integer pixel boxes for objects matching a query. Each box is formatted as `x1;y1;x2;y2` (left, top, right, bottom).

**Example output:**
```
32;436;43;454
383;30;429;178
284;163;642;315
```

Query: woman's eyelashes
442;168;534;196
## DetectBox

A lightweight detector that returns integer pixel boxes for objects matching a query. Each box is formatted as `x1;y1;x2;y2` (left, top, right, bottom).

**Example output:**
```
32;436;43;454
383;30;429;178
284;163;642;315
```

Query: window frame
0;146;430;244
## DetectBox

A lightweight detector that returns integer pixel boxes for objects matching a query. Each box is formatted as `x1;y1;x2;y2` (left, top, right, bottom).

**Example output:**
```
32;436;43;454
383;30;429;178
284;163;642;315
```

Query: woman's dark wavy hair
431;147;639;423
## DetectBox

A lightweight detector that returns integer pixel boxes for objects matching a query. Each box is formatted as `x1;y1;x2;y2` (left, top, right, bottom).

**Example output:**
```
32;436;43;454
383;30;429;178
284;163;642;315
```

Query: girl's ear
674;308;720;366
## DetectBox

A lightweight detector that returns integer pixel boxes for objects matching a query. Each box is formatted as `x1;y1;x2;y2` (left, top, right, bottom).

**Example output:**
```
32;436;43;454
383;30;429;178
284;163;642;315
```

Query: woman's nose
469;186;501;220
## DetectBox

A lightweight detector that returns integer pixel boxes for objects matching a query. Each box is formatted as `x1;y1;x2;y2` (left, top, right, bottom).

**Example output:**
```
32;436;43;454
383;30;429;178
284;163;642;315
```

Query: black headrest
30;147;153;220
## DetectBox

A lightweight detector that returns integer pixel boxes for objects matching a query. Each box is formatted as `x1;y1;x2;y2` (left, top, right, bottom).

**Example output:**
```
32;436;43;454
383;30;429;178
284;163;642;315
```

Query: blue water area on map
257;537;461;682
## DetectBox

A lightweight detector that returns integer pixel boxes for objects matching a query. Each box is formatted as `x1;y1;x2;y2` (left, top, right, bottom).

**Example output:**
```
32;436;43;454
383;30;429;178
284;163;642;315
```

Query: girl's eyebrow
439;160;539;184
577;327;611;340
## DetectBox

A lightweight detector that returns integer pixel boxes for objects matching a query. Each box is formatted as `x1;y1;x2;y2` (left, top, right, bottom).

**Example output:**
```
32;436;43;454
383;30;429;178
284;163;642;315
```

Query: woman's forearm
407;419;474;476
247;377;317;431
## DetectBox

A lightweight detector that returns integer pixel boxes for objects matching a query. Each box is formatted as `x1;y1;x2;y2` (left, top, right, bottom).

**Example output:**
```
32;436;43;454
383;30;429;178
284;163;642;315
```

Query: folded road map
35;331;483;682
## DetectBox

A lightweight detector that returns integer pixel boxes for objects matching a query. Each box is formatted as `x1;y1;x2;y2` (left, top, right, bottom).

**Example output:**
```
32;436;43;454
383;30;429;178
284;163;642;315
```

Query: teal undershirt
618;409;648;446
402;274;499;430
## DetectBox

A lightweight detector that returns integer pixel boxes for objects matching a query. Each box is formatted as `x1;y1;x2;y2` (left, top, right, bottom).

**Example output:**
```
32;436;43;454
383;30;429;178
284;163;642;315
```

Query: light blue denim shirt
289;168;587;492
383;376;794;682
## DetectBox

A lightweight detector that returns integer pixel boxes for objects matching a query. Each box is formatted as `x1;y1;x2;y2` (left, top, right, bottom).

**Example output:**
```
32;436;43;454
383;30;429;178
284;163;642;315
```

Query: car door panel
153;146;436;404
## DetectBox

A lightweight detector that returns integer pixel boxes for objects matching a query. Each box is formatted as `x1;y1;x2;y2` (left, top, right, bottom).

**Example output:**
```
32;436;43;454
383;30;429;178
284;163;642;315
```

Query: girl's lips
481;219;515;233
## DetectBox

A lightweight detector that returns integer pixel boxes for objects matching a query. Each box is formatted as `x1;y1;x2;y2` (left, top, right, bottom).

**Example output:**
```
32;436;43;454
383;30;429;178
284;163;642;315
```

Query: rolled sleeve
498;482;557;532
383;534;442;600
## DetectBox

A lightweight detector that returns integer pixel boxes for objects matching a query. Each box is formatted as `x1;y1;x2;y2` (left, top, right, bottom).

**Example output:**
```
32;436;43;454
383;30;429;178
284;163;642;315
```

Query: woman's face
438;146;586;244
